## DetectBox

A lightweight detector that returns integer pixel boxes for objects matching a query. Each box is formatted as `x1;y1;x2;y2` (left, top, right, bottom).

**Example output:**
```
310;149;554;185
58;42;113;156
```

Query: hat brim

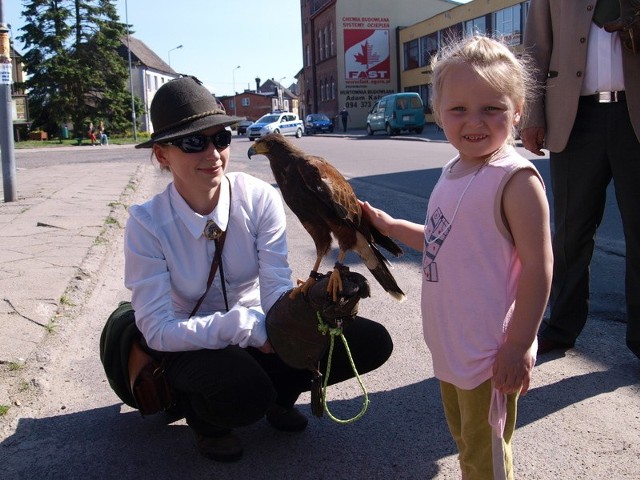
135;113;245;148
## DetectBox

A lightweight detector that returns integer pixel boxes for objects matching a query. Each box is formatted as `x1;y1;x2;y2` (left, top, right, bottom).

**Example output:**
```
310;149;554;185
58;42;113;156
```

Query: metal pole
168;44;182;68
0;0;16;202
232;65;240;116
125;0;137;141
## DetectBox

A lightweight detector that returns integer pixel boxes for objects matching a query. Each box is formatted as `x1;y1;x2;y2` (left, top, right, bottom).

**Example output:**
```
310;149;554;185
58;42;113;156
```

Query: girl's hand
360;200;393;236
492;341;536;395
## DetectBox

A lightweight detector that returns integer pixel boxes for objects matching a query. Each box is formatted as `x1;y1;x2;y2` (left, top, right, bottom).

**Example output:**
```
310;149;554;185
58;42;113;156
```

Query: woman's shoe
266;405;308;432
195;431;243;462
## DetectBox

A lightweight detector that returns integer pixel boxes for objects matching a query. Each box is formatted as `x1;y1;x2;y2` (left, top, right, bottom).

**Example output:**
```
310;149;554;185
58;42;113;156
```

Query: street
1;135;638;479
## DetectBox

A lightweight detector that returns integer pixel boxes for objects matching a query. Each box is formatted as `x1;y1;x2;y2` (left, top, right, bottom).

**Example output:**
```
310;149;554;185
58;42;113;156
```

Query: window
464;16;487;37
330;23;334;56
331;77;335;99
420;32;439;67
241;98;250;107
306;44;310;66
324;26;329;58
318;31;323;60
494;4;522;45
404;39;419;70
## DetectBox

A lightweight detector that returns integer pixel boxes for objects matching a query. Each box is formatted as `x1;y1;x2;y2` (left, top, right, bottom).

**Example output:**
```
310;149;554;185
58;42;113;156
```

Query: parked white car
247;112;304;140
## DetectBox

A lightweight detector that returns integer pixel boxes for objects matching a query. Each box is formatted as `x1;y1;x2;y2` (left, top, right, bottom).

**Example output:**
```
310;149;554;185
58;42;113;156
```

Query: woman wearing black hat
125;76;393;462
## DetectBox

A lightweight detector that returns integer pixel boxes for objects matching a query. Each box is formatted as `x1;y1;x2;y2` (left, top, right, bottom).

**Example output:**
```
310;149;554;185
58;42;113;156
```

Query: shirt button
587;4;594;11
577;71;583;77
580;37;586;43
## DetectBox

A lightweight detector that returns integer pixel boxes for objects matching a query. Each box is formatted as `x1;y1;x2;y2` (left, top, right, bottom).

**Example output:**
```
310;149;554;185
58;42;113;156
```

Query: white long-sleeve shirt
124;172;293;352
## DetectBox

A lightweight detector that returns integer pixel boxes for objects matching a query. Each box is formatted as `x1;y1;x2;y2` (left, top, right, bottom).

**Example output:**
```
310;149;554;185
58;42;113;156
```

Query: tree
18;0;138;137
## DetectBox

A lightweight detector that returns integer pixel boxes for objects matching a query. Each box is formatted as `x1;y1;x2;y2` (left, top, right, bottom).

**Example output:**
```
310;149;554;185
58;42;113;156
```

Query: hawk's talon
289;276;317;299
327;267;344;302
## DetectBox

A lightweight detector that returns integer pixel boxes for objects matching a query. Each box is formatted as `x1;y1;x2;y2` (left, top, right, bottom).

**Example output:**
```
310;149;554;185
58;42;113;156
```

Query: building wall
301;0;456;129
135;67;178;133
398;0;530;122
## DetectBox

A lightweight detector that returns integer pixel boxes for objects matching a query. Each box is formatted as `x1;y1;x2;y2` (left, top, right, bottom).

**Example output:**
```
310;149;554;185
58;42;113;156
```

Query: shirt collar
169;178;230;240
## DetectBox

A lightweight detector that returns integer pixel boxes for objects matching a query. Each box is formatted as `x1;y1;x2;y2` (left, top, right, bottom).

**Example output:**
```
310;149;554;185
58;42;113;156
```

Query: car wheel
274;129;280;134
295;128;303;138
366;124;374;136
386;124;394;136
415;126;424;134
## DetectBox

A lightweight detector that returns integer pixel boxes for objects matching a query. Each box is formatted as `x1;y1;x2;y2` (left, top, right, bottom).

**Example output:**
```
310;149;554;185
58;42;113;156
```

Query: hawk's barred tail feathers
368;243;406;302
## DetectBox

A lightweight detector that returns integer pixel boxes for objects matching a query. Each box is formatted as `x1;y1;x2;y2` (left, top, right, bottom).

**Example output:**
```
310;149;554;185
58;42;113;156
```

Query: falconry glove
266;270;370;416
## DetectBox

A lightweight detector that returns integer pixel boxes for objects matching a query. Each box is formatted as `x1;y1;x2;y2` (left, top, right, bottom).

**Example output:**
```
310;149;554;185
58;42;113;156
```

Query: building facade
8;46;29;141
118;36;180;134
398;0;530;123
218;78;300;123
299;0;459;129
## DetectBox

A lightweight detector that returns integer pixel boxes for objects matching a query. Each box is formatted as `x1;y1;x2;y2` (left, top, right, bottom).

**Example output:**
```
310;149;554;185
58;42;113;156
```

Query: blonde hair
430;35;536;143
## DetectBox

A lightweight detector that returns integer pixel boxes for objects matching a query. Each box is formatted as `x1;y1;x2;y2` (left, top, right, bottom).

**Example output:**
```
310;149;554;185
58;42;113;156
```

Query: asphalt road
1;134;637;479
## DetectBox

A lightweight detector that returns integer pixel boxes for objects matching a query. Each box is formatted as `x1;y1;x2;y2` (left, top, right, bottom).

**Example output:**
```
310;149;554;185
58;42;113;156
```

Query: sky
5;0;304;96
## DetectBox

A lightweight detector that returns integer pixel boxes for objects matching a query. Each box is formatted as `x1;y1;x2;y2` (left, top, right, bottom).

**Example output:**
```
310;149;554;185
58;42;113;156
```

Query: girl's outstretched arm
360;201;424;252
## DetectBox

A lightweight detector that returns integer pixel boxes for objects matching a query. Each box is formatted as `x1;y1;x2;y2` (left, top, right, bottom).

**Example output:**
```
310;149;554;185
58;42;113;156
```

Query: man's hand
520;127;546;156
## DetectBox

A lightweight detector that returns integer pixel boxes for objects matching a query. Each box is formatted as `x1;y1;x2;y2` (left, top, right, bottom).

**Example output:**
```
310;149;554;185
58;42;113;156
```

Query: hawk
248;133;405;302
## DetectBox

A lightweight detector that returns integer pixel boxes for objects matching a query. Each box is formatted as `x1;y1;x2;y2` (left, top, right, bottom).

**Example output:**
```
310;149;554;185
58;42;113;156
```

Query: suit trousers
543;97;640;355
159;316;393;437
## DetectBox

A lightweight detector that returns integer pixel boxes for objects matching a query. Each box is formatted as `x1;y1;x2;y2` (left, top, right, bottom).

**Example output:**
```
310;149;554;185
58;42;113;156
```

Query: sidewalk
0;158;146;372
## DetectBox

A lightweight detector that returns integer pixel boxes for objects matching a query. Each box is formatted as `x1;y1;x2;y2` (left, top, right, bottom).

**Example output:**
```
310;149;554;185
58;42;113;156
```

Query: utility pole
0;0;16;202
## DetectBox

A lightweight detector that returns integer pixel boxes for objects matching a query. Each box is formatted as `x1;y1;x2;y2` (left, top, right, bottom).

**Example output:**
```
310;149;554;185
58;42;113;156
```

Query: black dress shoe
537;335;573;355
266;405;308;432
195;431;243;462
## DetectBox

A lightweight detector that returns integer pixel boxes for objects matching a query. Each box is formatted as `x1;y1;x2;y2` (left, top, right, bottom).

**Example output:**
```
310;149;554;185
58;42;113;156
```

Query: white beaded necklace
424;145;509;246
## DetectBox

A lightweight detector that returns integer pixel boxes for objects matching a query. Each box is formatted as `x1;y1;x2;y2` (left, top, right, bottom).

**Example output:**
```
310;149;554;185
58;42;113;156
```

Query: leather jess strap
189;176;231;317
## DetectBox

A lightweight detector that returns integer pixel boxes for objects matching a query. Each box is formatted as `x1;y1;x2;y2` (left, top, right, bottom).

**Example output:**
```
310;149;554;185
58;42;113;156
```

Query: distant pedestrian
87;122;97;146
99;121;109;146
339;107;349;132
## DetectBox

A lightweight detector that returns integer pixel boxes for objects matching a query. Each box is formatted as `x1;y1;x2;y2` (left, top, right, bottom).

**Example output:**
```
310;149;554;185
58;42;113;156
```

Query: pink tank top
421;147;543;389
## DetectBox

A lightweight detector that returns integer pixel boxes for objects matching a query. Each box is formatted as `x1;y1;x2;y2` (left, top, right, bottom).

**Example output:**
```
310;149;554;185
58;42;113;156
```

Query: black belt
581;91;626;103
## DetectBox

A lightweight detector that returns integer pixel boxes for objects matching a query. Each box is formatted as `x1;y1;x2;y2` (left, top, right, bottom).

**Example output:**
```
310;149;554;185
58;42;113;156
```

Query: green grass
0;405;9;416
8;361;24;371
14;134;145;149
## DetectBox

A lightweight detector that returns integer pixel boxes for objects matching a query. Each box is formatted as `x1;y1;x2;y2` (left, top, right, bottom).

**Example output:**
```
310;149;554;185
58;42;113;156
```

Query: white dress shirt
124;172;293;352
581;22;625;95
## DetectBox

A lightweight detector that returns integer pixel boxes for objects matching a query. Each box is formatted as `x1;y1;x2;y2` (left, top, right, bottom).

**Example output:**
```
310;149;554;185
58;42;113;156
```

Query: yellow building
300;0;460;128
399;0;530;123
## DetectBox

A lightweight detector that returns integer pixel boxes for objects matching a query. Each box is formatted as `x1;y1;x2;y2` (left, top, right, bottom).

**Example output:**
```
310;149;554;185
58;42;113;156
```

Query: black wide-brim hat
136;76;244;148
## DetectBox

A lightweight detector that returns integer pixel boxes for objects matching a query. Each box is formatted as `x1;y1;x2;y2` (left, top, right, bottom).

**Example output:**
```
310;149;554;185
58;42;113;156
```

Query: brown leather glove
266;269;370;371
604;0;640;53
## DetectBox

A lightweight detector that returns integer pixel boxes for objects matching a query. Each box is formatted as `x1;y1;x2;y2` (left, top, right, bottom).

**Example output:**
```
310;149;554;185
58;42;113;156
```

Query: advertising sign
343;18;391;85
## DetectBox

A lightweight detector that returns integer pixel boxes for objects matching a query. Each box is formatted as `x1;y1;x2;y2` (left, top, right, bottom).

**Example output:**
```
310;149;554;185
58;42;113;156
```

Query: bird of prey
248;133;405;302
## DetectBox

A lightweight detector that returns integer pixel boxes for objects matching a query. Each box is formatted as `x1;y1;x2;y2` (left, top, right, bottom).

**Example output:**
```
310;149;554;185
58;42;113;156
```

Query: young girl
363;36;553;479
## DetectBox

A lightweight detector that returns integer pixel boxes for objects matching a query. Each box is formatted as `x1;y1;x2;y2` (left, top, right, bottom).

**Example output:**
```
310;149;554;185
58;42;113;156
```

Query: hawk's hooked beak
247;142;268;159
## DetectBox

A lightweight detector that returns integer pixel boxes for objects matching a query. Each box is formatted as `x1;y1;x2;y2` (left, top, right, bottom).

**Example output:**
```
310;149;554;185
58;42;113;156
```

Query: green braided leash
316;312;369;424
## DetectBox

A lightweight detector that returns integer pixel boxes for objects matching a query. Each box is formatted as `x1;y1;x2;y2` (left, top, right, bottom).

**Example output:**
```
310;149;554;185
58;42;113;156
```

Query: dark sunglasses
165;130;232;153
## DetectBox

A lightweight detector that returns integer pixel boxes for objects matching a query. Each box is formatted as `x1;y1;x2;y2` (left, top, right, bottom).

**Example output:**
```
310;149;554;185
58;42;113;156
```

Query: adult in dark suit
521;0;640;359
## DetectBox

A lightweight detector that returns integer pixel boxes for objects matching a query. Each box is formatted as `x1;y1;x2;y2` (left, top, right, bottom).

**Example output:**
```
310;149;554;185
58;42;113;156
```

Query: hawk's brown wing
296;154;361;227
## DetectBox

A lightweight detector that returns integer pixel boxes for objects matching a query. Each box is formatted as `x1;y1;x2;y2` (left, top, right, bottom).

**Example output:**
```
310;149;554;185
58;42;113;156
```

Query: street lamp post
168;44;183;68
124;0;137;141
278;77;286;111
232;65;240;116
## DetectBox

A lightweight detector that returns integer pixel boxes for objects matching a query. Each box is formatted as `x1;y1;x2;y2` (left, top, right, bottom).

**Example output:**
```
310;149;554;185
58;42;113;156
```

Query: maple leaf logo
354;40;381;67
